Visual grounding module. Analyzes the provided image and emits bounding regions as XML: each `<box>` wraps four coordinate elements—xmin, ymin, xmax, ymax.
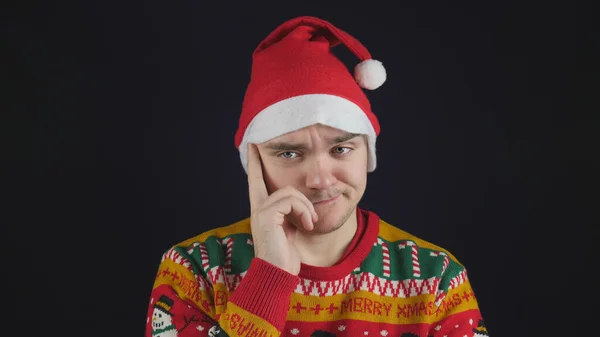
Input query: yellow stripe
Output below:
<box><xmin>377</xmin><ymin>220</ymin><xmax>464</xmax><ymax>267</ymax></box>
<box><xmin>218</xmin><ymin>302</ymin><xmax>280</xmax><ymax>337</ymax></box>
<box><xmin>286</xmin><ymin>281</ymin><xmax>479</xmax><ymax>325</ymax></box>
<box><xmin>152</xmin><ymin>258</ymin><xmax>212</xmax><ymax>316</ymax></box>
<box><xmin>154</xmin><ymin>260</ymin><xmax>281</xmax><ymax>336</ymax></box>
<box><xmin>155</xmin><ymin>255</ymin><xmax>479</xmax><ymax>327</ymax></box>
<box><xmin>177</xmin><ymin>218</ymin><xmax>252</xmax><ymax>247</ymax></box>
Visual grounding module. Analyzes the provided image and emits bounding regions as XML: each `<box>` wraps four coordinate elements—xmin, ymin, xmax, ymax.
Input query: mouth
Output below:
<box><xmin>312</xmin><ymin>195</ymin><xmax>340</xmax><ymax>205</ymax></box>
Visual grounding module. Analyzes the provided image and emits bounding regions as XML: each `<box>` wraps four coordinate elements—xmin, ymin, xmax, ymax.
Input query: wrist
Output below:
<box><xmin>228</xmin><ymin>258</ymin><xmax>300</xmax><ymax>330</ymax></box>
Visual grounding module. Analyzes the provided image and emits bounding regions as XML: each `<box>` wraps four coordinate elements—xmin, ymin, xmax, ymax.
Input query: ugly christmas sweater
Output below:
<box><xmin>145</xmin><ymin>209</ymin><xmax>489</xmax><ymax>337</ymax></box>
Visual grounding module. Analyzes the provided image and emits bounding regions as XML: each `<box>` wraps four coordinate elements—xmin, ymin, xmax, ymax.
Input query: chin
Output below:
<box><xmin>309</xmin><ymin>219</ymin><xmax>342</xmax><ymax>234</ymax></box>
<box><xmin>310</xmin><ymin>200</ymin><xmax>356</xmax><ymax>234</ymax></box>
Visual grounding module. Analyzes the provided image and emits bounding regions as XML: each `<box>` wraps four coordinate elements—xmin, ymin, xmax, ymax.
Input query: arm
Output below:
<box><xmin>145</xmin><ymin>144</ymin><xmax>315</xmax><ymax>336</ymax></box>
<box><xmin>145</xmin><ymin>246</ymin><xmax>300</xmax><ymax>337</ymax></box>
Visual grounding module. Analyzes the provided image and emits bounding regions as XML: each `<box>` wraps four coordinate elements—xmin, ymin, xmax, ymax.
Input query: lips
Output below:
<box><xmin>312</xmin><ymin>195</ymin><xmax>340</xmax><ymax>204</ymax></box>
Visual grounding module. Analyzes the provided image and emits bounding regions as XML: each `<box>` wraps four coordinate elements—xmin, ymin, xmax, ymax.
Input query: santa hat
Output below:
<box><xmin>235</xmin><ymin>16</ymin><xmax>386</xmax><ymax>173</ymax></box>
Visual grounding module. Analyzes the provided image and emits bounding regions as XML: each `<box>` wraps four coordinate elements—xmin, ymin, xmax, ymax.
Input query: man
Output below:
<box><xmin>145</xmin><ymin>16</ymin><xmax>489</xmax><ymax>337</ymax></box>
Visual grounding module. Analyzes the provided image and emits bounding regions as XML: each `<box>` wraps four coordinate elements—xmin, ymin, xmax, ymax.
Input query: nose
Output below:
<box><xmin>305</xmin><ymin>156</ymin><xmax>337</xmax><ymax>190</ymax></box>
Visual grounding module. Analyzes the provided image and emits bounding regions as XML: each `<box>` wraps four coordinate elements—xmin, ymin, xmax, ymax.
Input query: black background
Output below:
<box><xmin>3</xmin><ymin>1</ymin><xmax>594</xmax><ymax>336</ymax></box>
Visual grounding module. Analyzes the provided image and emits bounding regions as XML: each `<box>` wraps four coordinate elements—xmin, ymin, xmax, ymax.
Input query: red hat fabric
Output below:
<box><xmin>235</xmin><ymin>16</ymin><xmax>386</xmax><ymax>173</ymax></box>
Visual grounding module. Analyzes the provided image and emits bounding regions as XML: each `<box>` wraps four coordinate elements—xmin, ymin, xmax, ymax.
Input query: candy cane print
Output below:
<box><xmin>430</xmin><ymin>251</ymin><xmax>450</xmax><ymax>275</ymax></box>
<box><xmin>398</xmin><ymin>241</ymin><xmax>420</xmax><ymax>278</ymax></box>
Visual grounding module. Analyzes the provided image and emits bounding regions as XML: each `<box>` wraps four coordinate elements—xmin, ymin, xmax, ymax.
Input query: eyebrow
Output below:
<box><xmin>332</xmin><ymin>132</ymin><xmax>361</xmax><ymax>144</ymax></box>
<box><xmin>264</xmin><ymin>132</ymin><xmax>360</xmax><ymax>151</ymax></box>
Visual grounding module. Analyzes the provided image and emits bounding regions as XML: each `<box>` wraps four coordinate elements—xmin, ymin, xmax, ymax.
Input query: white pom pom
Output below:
<box><xmin>354</xmin><ymin>59</ymin><xmax>386</xmax><ymax>90</ymax></box>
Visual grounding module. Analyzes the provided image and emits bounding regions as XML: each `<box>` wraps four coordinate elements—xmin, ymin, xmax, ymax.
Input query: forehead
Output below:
<box><xmin>266</xmin><ymin>124</ymin><xmax>358</xmax><ymax>143</ymax></box>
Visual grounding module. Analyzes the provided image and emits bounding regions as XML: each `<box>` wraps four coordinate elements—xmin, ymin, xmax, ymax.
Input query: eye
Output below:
<box><xmin>333</xmin><ymin>147</ymin><xmax>351</xmax><ymax>155</ymax></box>
<box><xmin>278</xmin><ymin>151</ymin><xmax>298</xmax><ymax>159</ymax></box>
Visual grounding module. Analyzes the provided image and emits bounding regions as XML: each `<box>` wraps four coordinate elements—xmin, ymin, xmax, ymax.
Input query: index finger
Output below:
<box><xmin>247</xmin><ymin>143</ymin><xmax>269</xmax><ymax>211</ymax></box>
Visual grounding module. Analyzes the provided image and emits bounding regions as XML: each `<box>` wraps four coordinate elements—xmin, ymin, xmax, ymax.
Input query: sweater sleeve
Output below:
<box><xmin>427</xmin><ymin>267</ymin><xmax>490</xmax><ymax>337</ymax></box>
<box><xmin>144</xmin><ymin>246</ymin><xmax>300</xmax><ymax>337</ymax></box>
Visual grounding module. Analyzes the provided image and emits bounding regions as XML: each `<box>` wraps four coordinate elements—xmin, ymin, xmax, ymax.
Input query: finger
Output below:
<box><xmin>269</xmin><ymin>195</ymin><xmax>314</xmax><ymax>231</ymax></box>
<box><xmin>267</xmin><ymin>186</ymin><xmax>318</xmax><ymax>222</ymax></box>
<box><xmin>247</xmin><ymin>143</ymin><xmax>269</xmax><ymax>211</ymax></box>
<box><xmin>282</xmin><ymin>221</ymin><xmax>297</xmax><ymax>242</ymax></box>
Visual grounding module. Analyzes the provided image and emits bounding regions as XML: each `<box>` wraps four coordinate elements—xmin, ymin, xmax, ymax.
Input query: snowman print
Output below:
<box><xmin>151</xmin><ymin>295</ymin><xmax>178</xmax><ymax>337</ymax></box>
<box><xmin>208</xmin><ymin>325</ymin><xmax>221</xmax><ymax>336</ymax></box>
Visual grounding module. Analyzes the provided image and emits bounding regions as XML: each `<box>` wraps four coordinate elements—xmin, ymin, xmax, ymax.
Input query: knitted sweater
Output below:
<box><xmin>145</xmin><ymin>209</ymin><xmax>489</xmax><ymax>337</ymax></box>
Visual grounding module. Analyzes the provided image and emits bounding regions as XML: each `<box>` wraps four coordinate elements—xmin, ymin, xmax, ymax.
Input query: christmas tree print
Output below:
<box><xmin>207</xmin><ymin>325</ymin><xmax>222</xmax><ymax>336</ymax></box>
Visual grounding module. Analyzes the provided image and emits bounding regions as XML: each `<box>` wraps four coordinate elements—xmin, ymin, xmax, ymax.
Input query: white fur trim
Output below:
<box><xmin>354</xmin><ymin>59</ymin><xmax>386</xmax><ymax>90</ymax></box>
<box><xmin>238</xmin><ymin>94</ymin><xmax>377</xmax><ymax>173</ymax></box>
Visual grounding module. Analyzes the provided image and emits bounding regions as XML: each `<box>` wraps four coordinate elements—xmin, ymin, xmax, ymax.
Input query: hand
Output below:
<box><xmin>246</xmin><ymin>144</ymin><xmax>318</xmax><ymax>275</ymax></box>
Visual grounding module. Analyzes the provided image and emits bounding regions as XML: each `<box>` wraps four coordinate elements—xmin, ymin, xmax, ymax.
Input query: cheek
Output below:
<box><xmin>262</xmin><ymin>164</ymin><xmax>301</xmax><ymax>194</ymax></box>
<box><xmin>336</xmin><ymin>162</ymin><xmax>367</xmax><ymax>189</ymax></box>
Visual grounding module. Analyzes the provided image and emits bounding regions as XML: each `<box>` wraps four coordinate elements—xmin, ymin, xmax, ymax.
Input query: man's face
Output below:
<box><xmin>256</xmin><ymin>123</ymin><xmax>368</xmax><ymax>234</ymax></box>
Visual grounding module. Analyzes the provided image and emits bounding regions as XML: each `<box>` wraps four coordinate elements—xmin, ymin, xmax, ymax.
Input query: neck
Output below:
<box><xmin>295</xmin><ymin>208</ymin><xmax>358</xmax><ymax>267</ymax></box>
